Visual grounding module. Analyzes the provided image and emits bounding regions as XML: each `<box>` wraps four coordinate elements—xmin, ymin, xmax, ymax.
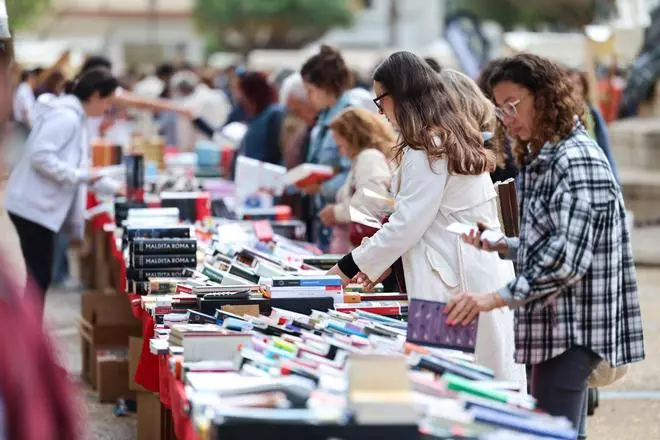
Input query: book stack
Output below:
<box><xmin>125</xmin><ymin>153</ymin><xmax>145</xmax><ymax>202</ymax></box>
<box><xmin>160</xmin><ymin>191</ymin><xmax>211</xmax><ymax>223</ymax></box>
<box><xmin>168</xmin><ymin>323</ymin><xmax>252</xmax><ymax>362</ymax></box>
<box><xmin>125</xmin><ymin>226</ymin><xmax>196</xmax><ymax>294</ymax></box>
<box><xmin>265</xmin><ymin>276</ymin><xmax>344</xmax><ymax>305</ymax></box>
<box><xmin>144</xmin><ymin>304</ymin><xmax>576</xmax><ymax>440</ymax></box>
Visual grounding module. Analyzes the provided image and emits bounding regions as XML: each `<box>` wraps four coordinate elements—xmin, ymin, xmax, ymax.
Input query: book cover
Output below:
<box><xmin>126</xmin><ymin>226</ymin><xmax>191</xmax><ymax>241</ymax></box>
<box><xmin>285</xmin><ymin>163</ymin><xmax>334</xmax><ymax>188</ymax></box>
<box><xmin>272</xmin><ymin>276</ymin><xmax>342</xmax><ymax>288</ymax></box>
<box><xmin>407</xmin><ymin>299</ymin><xmax>478</xmax><ymax>353</ymax></box>
<box><xmin>128</xmin><ymin>267</ymin><xmax>190</xmax><ymax>281</ymax></box>
<box><xmin>132</xmin><ymin>254</ymin><xmax>197</xmax><ymax>269</ymax></box>
<box><xmin>131</xmin><ymin>238</ymin><xmax>197</xmax><ymax>255</ymax></box>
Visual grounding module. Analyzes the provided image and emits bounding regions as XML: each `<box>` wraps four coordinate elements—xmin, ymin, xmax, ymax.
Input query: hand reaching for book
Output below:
<box><xmin>327</xmin><ymin>264</ymin><xmax>352</xmax><ymax>287</ymax></box>
<box><xmin>353</xmin><ymin>268</ymin><xmax>392</xmax><ymax>292</ymax></box>
<box><xmin>460</xmin><ymin>221</ymin><xmax>508</xmax><ymax>255</ymax></box>
<box><xmin>444</xmin><ymin>292</ymin><xmax>506</xmax><ymax>327</ymax></box>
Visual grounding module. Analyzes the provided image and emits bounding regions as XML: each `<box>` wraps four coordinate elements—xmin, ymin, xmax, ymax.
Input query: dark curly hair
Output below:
<box><xmin>487</xmin><ymin>54</ymin><xmax>584</xmax><ymax>166</ymax></box>
<box><xmin>300</xmin><ymin>45</ymin><xmax>352</xmax><ymax>97</ymax></box>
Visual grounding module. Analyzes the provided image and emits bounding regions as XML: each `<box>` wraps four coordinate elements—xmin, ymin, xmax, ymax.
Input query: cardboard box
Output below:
<box><xmin>78</xmin><ymin>292</ymin><xmax>141</xmax><ymax>388</ymax></box>
<box><xmin>96</xmin><ymin>349</ymin><xmax>133</xmax><ymax>403</ymax></box>
<box><xmin>129</xmin><ymin>336</ymin><xmax>148</xmax><ymax>393</ymax></box>
<box><xmin>137</xmin><ymin>392</ymin><xmax>162</xmax><ymax>440</ymax></box>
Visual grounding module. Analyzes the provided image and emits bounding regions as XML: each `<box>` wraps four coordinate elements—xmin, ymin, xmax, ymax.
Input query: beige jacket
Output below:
<box><xmin>333</xmin><ymin>148</ymin><xmax>392</xmax><ymax>224</ymax></box>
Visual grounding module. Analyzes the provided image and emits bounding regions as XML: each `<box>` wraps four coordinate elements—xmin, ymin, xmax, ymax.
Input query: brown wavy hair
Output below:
<box><xmin>441</xmin><ymin>69</ymin><xmax>502</xmax><ymax>168</ymax></box>
<box><xmin>373</xmin><ymin>51</ymin><xmax>495</xmax><ymax>175</ymax></box>
<box><xmin>329</xmin><ymin>107</ymin><xmax>397</xmax><ymax>160</ymax></box>
<box><xmin>488</xmin><ymin>54</ymin><xmax>584</xmax><ymax>166</ymax></box>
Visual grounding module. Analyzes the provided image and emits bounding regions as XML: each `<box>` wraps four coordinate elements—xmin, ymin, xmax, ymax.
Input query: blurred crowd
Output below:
<box><xmin>1</xmin><ymin>38</ymin><xmax>640</xmax><ymax>440</ymax></box>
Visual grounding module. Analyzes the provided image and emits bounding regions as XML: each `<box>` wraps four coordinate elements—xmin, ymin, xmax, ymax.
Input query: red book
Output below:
<box><xmin>253</xmin><ymin>220</ymin><xmax>274</xmax><ymax>242</ymax></box>
<box><xmin>285</xmin><ymin>164</ymin><xmax>334</xmax><ymax>188</ymax></box>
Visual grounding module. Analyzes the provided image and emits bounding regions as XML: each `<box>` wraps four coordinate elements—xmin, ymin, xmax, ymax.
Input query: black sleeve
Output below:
<box><xmin>337</xmin><ymin>252</ymin><xmax>361</xmax><ymax>279</ymax></box>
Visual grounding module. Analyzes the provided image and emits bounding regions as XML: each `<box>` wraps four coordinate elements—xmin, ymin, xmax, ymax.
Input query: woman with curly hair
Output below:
<box><xmin>476</xmin><ymin>60</ymin><xmax>518</xmax><ymax>184</ymax></box>
<box><xmin>447</xmin><ymin>53</ymin><xmax>645</xmax><ymax>436</ymax></box>
<box><xmin>318</xmin><ymin>107</ymin><xmax>396</xmax><ymax>254</ymax></box>
<box><xmin>328</xmin><ymin>52</ymin><xmax>523</xmax><ymax>383</ymax></box>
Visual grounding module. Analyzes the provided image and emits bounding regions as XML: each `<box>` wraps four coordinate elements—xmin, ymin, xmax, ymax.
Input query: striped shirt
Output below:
<box><xmin>498</xmin><ymin>127</ymin><xmax>645</xmax><ymax>367</ymax></box>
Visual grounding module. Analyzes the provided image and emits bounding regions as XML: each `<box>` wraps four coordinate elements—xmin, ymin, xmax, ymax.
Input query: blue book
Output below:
<box><xmin>271</xmin><ymin>276</ymin><xmax>342</xmax><ymax>288</ymax></box>
<box><xmin>471</xmin><ymin>407</ymin><xmax>576</xmax><ymax>439</ymax></box>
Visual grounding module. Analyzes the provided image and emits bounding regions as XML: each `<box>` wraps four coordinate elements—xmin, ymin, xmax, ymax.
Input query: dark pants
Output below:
<box><xmin>532</xmin><ymin>346</ymin><xmax>601</xmax><ymax>438</ymax></box>
<box><xmin>9</xmin><ymin>213</ymin><xmax>56</xmax><ymax>316</ymax></box>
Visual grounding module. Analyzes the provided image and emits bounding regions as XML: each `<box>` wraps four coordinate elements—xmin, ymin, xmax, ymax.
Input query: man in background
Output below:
<box><xmin>171</xmin><ymin>69</ymin><xmax>231</xmax><ymax>151</ymax></box>
<box><xmin>13</xmin><ymin>68</ymin><xmax>38</xmax><ymax>129</ymax></box>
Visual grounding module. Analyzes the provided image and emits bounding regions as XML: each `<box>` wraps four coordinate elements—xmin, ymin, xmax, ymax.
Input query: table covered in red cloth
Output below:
<box><xmin>87</xmin><ymin>193</ymin><xmax>201</xmax><ymax>440</ymax></box>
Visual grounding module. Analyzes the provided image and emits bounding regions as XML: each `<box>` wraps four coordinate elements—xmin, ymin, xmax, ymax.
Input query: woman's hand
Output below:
<box><xmin>327</xmin><ymin>264</ymin><xmax>352</xmax><ymax>287</ymax></box>
<box><xmin>444</xmin><ymin>292</ymin><xmax>505</xmax><ymax>326</ymax></box>
<box><xmin>319</xmin><ymin>205</ymin><xmax>337</xmax><ymax>226</ymax></box>
<box><xmin>460</xmin><ymin>221</ymin><xmax>508</xmax><ymax>255</ymax></box>
<box><xmin>354</xmin><ymin>268</ymin><xmax>392</xmax><ymax>292</ymax></box>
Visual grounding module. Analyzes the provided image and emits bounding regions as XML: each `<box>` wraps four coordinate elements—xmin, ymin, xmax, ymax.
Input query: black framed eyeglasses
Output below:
<box><xmin>373</xmin><ymin>92</ymin><xmax>390</xmax><ymax>112</ymax></box>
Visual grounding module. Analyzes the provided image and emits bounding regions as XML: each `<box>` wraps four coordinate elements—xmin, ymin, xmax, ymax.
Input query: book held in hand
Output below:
<box><xmin>284</xmin><ymin>163</ymin><xmax>334</xmax><ymax>188</ymax></box>
<box><xmin>407</xmin><ymin>299</ymin><xmax>478</xmax><ymax>353</ymax></box>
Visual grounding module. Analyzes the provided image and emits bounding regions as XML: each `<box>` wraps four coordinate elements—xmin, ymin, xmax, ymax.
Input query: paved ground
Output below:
<box><xmin>45</xmin><ymin>289</ymin><xmax>136</xmax><ymax>440</ymax></box>
<box><xmin>45</xmin><ymin>254</ymin><xmax>660</xmax><ymax>439</ymax></box>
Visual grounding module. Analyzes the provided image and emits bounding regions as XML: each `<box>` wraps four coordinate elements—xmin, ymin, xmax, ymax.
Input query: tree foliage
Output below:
<box><xmin>7</xmin><ymin>0</ymin><xmax>51</xmax><ymax>30</ymax></box>
<box><xmin>194</xmin><ymin>0</ymin><xmax>354</xmax><ymax>56</ymax></box>
<box><xmin>448</xmin><ymin>0</ymin><xmax>618</xmax><ymax>30</ymax></box>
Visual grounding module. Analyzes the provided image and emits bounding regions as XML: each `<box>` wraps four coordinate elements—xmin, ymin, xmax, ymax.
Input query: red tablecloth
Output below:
<box><xmin>87</xmin><ymin>193</ymin><xmax>199</xmax><ymax>440</ymax></box>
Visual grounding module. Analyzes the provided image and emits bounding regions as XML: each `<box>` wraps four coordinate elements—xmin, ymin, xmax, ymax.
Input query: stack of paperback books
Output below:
<box><xmin>145</xmin><ymin>305</ymin><xmax>576</xmax><ymax>440</ymax></box>
<box><xmin>125</xmin><ymin>226</ymin><xmax>197</xmax><ymax>294</ymax></box>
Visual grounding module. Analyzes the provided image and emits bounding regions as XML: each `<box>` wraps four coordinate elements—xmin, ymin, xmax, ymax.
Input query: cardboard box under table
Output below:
<box><xmin>78</xmin><ymin>292</ymin><xmax>141</xmax><ymax>389</ymax></box>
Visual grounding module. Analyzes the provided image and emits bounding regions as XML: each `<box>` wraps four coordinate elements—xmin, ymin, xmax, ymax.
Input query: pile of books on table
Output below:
<box><xmin>147</xmin><ymin>306</ymin><xmax>576</xmax><ymax>440</ymax></box>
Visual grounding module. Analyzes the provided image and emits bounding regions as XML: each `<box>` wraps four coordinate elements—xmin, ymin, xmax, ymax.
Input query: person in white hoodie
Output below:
<box><xmin>4</xmin><ymin>67</ymin><xmax>119</xmax><ymax>314</ymax></box>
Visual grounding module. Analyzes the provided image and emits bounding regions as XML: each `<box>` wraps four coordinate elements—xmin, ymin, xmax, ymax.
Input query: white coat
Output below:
<box><xmin>352</xmin><ymin>147</ymin><xmax>526</xmax><ymax>385</ymax></box>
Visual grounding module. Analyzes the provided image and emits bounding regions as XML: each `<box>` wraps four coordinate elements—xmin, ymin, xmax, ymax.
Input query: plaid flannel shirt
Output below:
<box><xmin>498</xmin><ymin>127</ymin><xmax>645</xmax><ymax>366</ymax></box>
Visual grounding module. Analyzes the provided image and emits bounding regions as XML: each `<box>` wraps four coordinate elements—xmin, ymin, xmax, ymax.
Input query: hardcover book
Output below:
<box><xmin>285</xmin><ymin>163</ymin><xmax>334</xmax><ymax>188</ymax></box>
<box><xmin>131</xmin><ymin>238</ymin><xmax>197</xmax><ymax>255</ymax></box>
<box><xmin>407</xmin><ymin>299</ymin><xmax>478</xmax><ymax>353</ymax></box>
<box><xmin>128</xmin><ymin>267</ymin><xmax>190</xmax><ymax>282</ymax></box>
<box><xmin>132</xmin><ymin>254</ymin><xmax>197</xmax><ymax>269</ymax></box>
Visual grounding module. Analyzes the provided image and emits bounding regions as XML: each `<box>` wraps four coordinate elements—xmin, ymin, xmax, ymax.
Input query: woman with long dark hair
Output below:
<box><xmin>449</xmin><ymin>54</ymin><xmax>645</xmax><ymax>436</ymax></box>
<box><xmin>328</xmin><ymin>52</ymin><xmax>524</xmax><ymax>384</ymax></box>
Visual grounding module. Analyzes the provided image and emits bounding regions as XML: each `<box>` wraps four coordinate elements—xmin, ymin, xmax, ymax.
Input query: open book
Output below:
<box><xmin>285</xmin><ymin>164</ymin><xmax>334</xmax><ymax>188</ymax></box>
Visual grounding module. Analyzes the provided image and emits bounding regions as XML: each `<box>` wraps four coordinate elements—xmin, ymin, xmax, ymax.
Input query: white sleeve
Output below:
<box><xmin>30</xmin><ymin>112</ymin><xmax>89</xmax><ymax>186</ymax></box>
<box><xmin>352</xmin><ymin>149</ymin><xmax>447</xmax><ymax>281</ymax></box>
